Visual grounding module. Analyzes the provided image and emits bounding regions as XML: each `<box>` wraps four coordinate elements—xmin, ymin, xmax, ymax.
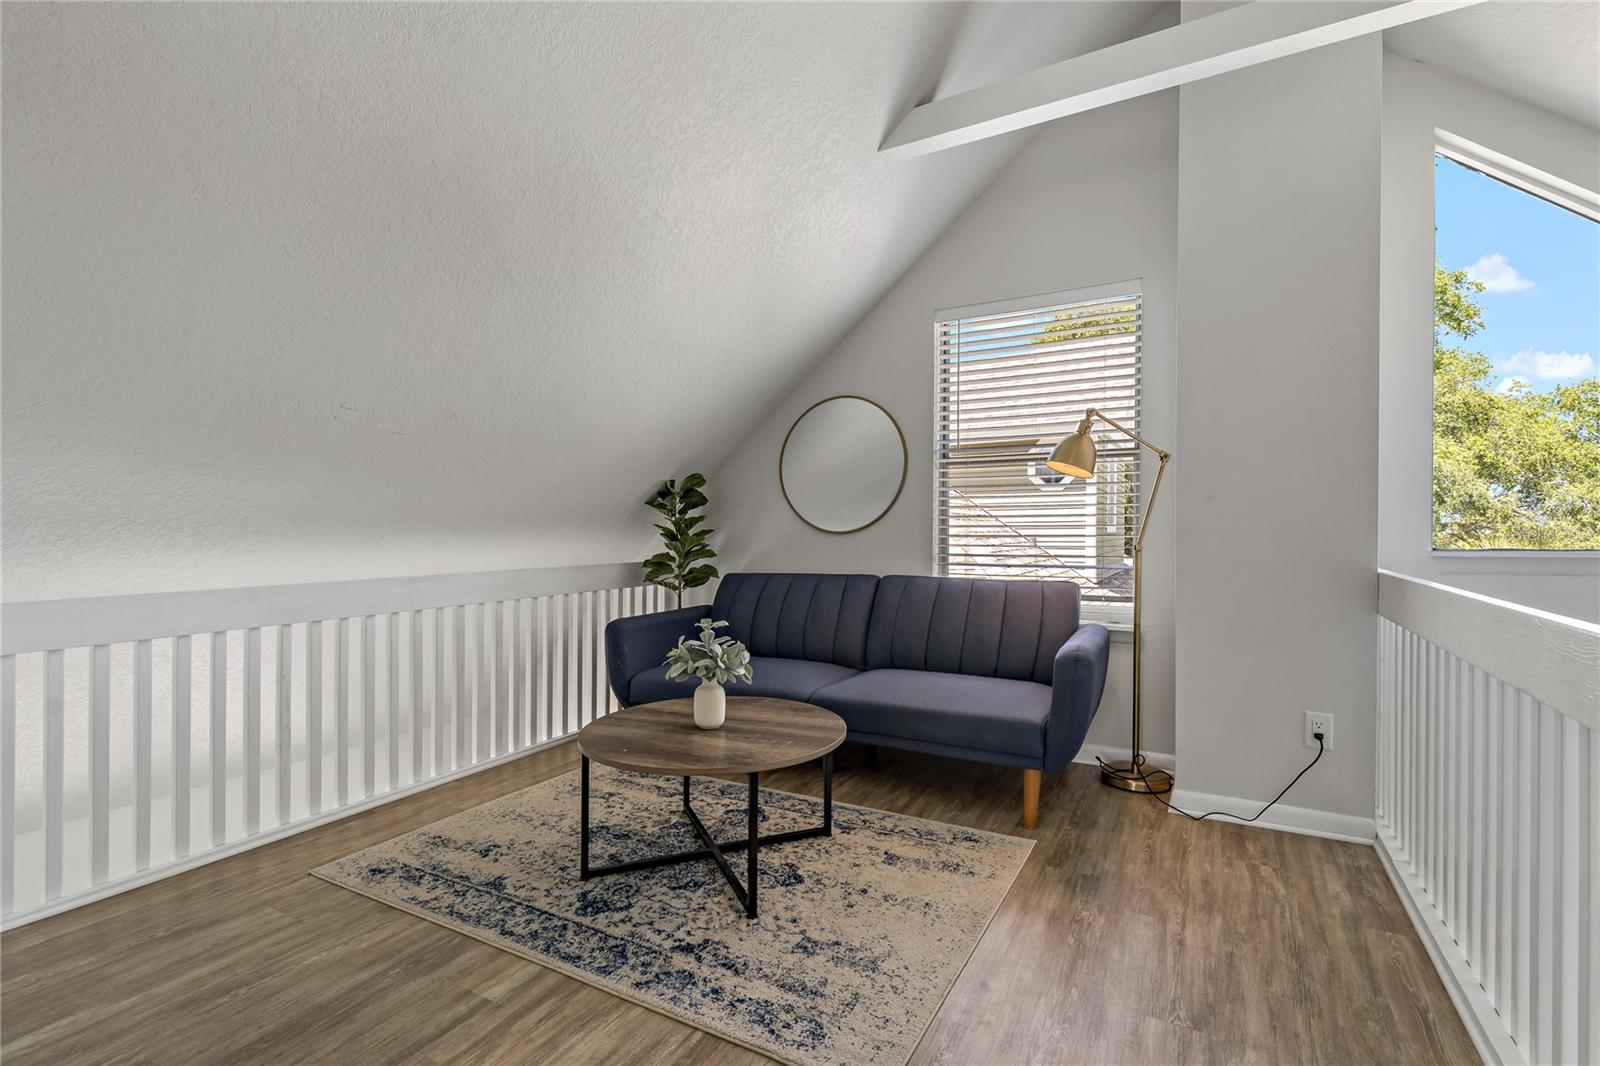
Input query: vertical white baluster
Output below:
<box><xmin>478</xmin><ymin>603</ymin><xmax>492</xmax><ymax>761</ymax></box>
<box><xmin>411</xmin><ymin>610</ymin><xmax>424</xmax><ymax>783</ymax></box>
<box><xmin>210</xmin><ymin>632</ymin><xmax>227</xmax><ymax>847</ymax></box>
<box><xmin>1410</xmin><ymin>631</ymin><xmax>1422</xmax><ymax>872</ymax></box>
<box><xmin>513</xmin><ymin>600</ymin><xmax>526</xmax><ymax>750</ymax></box>
<box><xmin>1</xmin><ymin>655</ymin><xmax>14</xmax><ymax>914</ymax></box>
<box><xmin>537</xmin><ymin>596</ymin><xmax>551</xmax><ymax>744</ymax></box>
<box><xmin>1438</xmin><ymin>648</ymin><xmax>1452</xmax><ymax>921</ymax></box>
<box><xmin>433</xmin><ymin>607</ymin><xmax>447</xmax><ymax>776</ymax></box>
<box><xmin>1515</xmin><ymin>689</ymin><xmax>1536</xmax><ymax>1047</ymax></box>
<box><xmin>336</xmin><ymin>619</ymin><xmax>350</xmax><ymax>807</ymax></box>
<box><xmin>135</xmin><ymin>640</ymin><xmax>152</xmax><ymax>872</ymax></box>
<box><xmin>1426</xmin><ymin>642</ymin><xmax>1438</xmax><ymax>896</ymax></box>
<box><xmin>1499</xmin><ymin>682</ymin><xmax>1518</xmax><ymax>1018</ymax></box>
<box><xmin>1467</xmin><ymin>666</ymin><xmax>1485</xmax><ymax>976</ymax></box>
<box><xmin>566</xmin><ymin>594</ymin><xmax>579</xmax><ymax>734</ymax></box>
<box><xmin>44</xmin><ymin>649</ymin><xmax>64</xmax><ymax>901</ymax></box>
<box><xmin>361</xmin><ymin>615</ymin><xmax>376</xmax><ymax>797</ymax></box>
<box><xmin>1533</xmin><ymin>702</ymin><xmax>1559</xmax><ymax>1064</ymax></box>
<box><xmin>171</xmin><ymin>636</ymin><xmax>191</xmax><ymax>859</ymax></box>
<box><xmin>91</xmin><ymin>644</ymin><xmax>110</xmax><ymax>885</ymax></box>
<box><xmin>1586</xmin><ymin>727</ymin><xmax>1599</xmax><ymax>1066</ymax></box>
<box><xmin>276</xmin><ymin>626</ymin><xmax>291</xmax><ymax>827</ymax></box>
<box><xmin>497</xmin><ymin>601</ymin><xmax>510</xmax><ymax>755</ymax></box>
<box><xmin>307</xmin><ymin>621</ymin><xmax>323</xmax><ymax>815</ymax></box>
<box><xmin>1557</xmin><ymin>714</ymin><xmax>1581</xmax><ymax>1066</ymax></box>
<box><xmin>387</xmin><ymin>612</ymin><xmax>399</xmax><ymax>791</ymax></box>
<box><xmin>244</xmin><ymin>628</ymin><xmax>261</xmax><ymax>836</ymax></box>
<box><xmin>1484</xmin><ymin>674</ymin><xmax>1501</xmax><ymax>1010</ymax></box>
<box><xmin>453</xmin><ymin>606</ymin><xmax>467</xmax><ymax>769</ymax></box>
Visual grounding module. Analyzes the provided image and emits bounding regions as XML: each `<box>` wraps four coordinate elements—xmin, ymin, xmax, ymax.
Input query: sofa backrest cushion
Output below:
<box><xmin>866</xmin><ymin>576</ymin><xmax>1080</xmax><ymax>684</ymax></box>
<box><xmin>710</xmin><ymin>573</ymin><xmax>881</xmax><ymax>670</ymax></box>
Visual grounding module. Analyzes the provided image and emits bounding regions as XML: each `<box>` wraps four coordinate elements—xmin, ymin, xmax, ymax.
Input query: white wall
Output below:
<box><xmin>708</xmin><ymin>92</ymin><xmax>1180</xmax><ymax>760</ymax></box>
<box><xmin>1379</xmin><ymin>54</ymin><xmax>1600</xmax><ymax>624</ymax></box>
<box><xmin>1172</xmin><ymin>38</ymin><xmax>1383</xmax><ymax>826</ymax></box>
<box><xmin>1</xmin><ymin>2</ymin><xmax>1161</xmax><ymax>603</ymax></box>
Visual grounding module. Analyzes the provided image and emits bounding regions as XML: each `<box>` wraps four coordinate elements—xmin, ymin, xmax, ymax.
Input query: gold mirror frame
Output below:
<box><xmin>778</xmin><ymin>395</ymin><xmax>908</xmax><ymax>535</ymax></box>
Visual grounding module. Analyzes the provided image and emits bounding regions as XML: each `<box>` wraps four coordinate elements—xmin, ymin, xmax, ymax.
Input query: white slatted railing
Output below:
<box><xmin>0</xmin><ymin>562</ymin><xmax>671</xmax><ymax>928</ymax></box>
<box><xmin>1376</xmin><ymin>570</ymin><xmax>1599</xmax><ymax>1066</ymax></box>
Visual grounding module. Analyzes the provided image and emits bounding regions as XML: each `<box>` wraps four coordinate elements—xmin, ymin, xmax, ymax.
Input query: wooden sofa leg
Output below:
<box><xmin>1021</xmin><ymin>769</ymin><xmax>1041</xmax><ymax>829</ymax></box>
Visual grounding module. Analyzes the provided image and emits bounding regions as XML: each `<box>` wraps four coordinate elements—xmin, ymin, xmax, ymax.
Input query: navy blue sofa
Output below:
<box><xmin>604</xmin><ymin>572</ymin><xmax>1110</xmax><ymax>827</ymax></box>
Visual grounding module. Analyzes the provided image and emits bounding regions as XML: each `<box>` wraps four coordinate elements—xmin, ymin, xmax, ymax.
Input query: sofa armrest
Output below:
<box><xmin>604</xmin><ymin>605</ymin><xmax>710</xmax><ymax>707</ymax></box>
<box><xmin>1044</xmin><ymin>623</ymin><xmax>1111</xmax><ymax>772</ymax></box>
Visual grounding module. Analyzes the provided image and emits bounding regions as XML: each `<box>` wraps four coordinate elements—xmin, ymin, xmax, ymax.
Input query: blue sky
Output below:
<box><xmin>1435</xmin><ymin>155</ymin><xmax>1599</xmax><ymax>395</ymax></box>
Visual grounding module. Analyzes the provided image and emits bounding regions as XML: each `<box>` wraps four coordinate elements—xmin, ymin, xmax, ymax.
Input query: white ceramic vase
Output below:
<box><xmin>693</xmin><ymin>678</ymin><xmax>726</xmax><ymax>729</ymax></box>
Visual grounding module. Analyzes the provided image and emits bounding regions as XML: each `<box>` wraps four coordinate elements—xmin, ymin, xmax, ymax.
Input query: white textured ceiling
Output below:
<box><xmin>2</xmin><ymin>2</ymin><xmax>1161</xmax><ymax>599</ymax></box>
<box><xmin>1387</xmin><ymin>1</ymin><xmax>1600</xmax><ymax>130</ymax></box>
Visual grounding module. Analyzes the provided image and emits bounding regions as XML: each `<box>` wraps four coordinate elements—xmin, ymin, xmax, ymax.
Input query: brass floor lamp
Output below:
<box><xmin>1047</xmin><ymin>408</ymin><xmax>1173</xmax><ymax>794</ymax></box>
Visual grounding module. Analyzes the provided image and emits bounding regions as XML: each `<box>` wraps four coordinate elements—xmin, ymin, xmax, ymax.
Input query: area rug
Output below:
<box><xmin>313</xmin><ymin>765</ymin><xmax>1032</xmax><ymax>1066</ymax></box>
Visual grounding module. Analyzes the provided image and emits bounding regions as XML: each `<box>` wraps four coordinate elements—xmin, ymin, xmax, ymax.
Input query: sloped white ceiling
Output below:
<box><xmin>2</xmin><ymin>2</ymin><xmax>1161</xmax><ymax>599</ymax></box>
<box><xmin>1387</xmin><ymin>1</ymin><xmax>1599</xmax><ymax>131</ymax></box>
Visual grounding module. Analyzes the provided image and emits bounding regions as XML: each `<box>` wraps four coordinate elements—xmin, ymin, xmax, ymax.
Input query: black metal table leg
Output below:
<box><xmin>822</xmin><ymin>751</ymin><xmax>833</xmax><ymax>836</ymax></box>
<box><xmin>580</xmin><ymin>755</ymin><xmax>591</xmax><ymax>880</ymax></box>
<box><xmin>580</xmin><ymin>752</ymin><xmax>835</xmax><ymax>918</ymax></box>
<box><xmin>746</xmin><ymin>773</ymin><xmax>759</xmax><ymax>918</ymax></box>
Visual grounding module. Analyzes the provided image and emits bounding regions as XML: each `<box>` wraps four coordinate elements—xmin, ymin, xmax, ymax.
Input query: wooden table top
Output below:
<box><xmin>577</xmin><ymin>697</ymin><xmax>846</xmax><ymax>776</ymax></box>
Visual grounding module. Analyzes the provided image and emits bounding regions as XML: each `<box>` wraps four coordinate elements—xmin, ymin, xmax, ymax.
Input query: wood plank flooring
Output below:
<box><xmin>1</xmin><ymin>742</ymin><xmax>1476</xmax><ymax>1065</ymax></box>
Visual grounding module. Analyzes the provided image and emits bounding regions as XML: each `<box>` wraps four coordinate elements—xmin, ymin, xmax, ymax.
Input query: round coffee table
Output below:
<box><xmin>576</xmin><ymin>696</ymin><xmax>846</xmax><ymax>918</ymax></box>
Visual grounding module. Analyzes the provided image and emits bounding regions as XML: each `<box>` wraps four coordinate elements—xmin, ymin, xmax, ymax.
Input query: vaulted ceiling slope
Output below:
<box><xmin>1</xmin><ymin>2</ymin><xmax>1161</xmax><ymax>599</ymax></box>
<box><xmin>1387</xmin><ymin>1</ymin><xmax>1599</xmax><ymax>131</ymax></box>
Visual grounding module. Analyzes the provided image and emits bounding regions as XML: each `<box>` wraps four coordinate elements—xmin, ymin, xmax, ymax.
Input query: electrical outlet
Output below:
<box><xmin>1305</xmin><ymin>711</ymin><xmax>1333</xmax><ymax>749</ymax></box>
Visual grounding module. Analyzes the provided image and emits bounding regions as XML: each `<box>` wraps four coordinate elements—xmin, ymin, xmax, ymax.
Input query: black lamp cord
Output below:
<box><xmin>1096</xmin><ymin>733</ymin><xmax>1325</xmax><ymax>824</ymax></box>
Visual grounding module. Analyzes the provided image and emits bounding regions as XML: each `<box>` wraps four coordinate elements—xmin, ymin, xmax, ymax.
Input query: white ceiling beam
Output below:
<box><xmin>880</xmin><ymin>0</ymin><xmax>1484</xmax><ymax>158</ymax></box>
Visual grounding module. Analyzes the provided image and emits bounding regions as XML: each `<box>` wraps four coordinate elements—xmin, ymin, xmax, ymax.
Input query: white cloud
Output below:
<box><xmin>1495</xmin><ymin>376</ymin><xmax>1529</xmax><ymax>395</ymax></box>
<box><xmin>1499</xmin><ymin>349</ymin><xmax>1596</xmax><ymax>380</ymax></box>
<box><xmin>1465</xmin><ymin>253</ymin><xmax>1535</xmax><ymax>293</ymax></box>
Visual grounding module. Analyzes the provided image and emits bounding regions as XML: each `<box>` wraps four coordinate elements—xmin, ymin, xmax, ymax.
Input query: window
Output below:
<box><xmin>1433</xmin><ymin>139</ymin><xmax>1600</xmax><ymax>551</ymax></box>
<box><xmin>935</xmin><ymin>284</ymin><xmax>1142</xmax><ymax>607</ymax></box>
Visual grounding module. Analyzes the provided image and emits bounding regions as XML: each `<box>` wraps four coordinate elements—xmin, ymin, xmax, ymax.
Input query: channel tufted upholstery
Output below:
<box><xmin>604</xmin><ymin>571</ymin><xmax>1110</xmax><ymax>827</ymax></box>
<box><xmin>864</xmin><ymin>575</ymin><xmax>1080</xmax><ymax>685</ymax></box>
<box><xmin>710</xmin><ymin>572</ymin><xmax>880</xmax><ymax>670</ymax></box>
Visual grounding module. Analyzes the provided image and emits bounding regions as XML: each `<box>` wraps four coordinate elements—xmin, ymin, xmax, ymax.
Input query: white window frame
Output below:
<box><xmin>934</xmin><ymin>280</ymin><xmax>1144</xmax><ymax>624</ymax></box>
<box><xmin>1429</xmin><ymin>132</ymin><xmax>1600</xmax><ymax>572</ymax></box>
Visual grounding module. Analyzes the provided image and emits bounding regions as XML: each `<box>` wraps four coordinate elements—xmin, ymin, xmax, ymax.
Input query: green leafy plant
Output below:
<box><xmin>1433</xmin><ymin>264</ymin><xmax>1600</xmax><ymax>549</ymax></box>
<box><xmin>664</xmin><ymin>619</ymin><xmax>753</xmax><ymax>686</ymax></box>
<box><xmin>643</xmin><ymin>473</ymin><xmax>719</xmax><ymax>608</ymax></box>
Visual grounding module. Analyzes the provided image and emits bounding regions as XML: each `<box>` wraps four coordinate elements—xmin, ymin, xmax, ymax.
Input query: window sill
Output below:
<box><xmin>1429</xmin><ymin>550</ymin><xmax>1600</xmax><ymax>577</ymax></box>
<box><xmin>1081</xmin><ymin>614</ymin><xmax>1134</xmax><ymax>643</ymax></box>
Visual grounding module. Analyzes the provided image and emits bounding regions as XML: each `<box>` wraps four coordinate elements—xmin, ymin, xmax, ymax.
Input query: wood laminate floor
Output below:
<box><xmin>1</xmin><ymin>742</ymin><xmax>1476</xmax><ymax>1065</ymax></box>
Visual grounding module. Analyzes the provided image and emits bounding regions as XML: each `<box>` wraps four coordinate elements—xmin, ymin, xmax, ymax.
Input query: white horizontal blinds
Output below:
<box><xmin>936</xmin><ymin>287</ymin><xmax>1141</xmax><ymax>603</ymax></box>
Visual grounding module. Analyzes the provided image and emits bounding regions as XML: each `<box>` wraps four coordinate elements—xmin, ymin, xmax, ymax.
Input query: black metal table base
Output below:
<box><xmin>579</xmin><ymin>752</ymin><xmax>833</xmax><ymax>918</ymax></box>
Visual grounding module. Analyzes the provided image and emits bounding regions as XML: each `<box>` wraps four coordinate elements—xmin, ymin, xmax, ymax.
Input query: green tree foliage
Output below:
<box><xmin>1433</xmin><ymin>265</ymin><xmax>1600</xmax><ymax>549</ymax></box>
<box><xmin>642</xmin><ymin>473</ymin><xmax>718</xmax><ymax>608</ymax></box>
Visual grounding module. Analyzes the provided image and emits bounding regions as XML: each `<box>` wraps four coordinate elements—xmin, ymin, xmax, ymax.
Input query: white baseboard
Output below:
<box><xmin>1375</xmin><ymin>829</ymin><xmax>1515</xmax><ymax>1066</ymax></box>
<box><xmin>1072</xmin><ymin>743</ymin><xmax>1175</xmax><ymax>773</ymax></box>
<box><xmin>1166</xmin><ymin>787</ymin><xmax>1376</xmax><ymax>844</ymax></box>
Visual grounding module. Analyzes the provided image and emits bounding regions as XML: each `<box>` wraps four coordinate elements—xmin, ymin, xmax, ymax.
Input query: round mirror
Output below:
<box><xmin>779</xmin><ymin>395</ymin><xmax>907</xmax><ymax>534</ymax></box>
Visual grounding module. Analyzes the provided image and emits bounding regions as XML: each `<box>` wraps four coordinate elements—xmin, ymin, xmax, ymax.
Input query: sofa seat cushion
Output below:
<box><xmin>813</xmin><ymin>669</ymin><xmax>1051</xmax><ymax>759</ymax></box>
<box><xmin>627</xmin><ymin>656</ymin><xmax>859</xmax><ymax>706</ymax></box>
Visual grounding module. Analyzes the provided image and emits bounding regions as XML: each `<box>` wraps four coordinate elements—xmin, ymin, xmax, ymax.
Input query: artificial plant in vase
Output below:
<box><xmin>664</xmin><ymin>619</ymin><xmax>753</xmax><ymax>729</ymax></box>
<box><xmin>642</xmin><ymin>473</ymin><xmax>718</xmax><ymax>609</ymax></box>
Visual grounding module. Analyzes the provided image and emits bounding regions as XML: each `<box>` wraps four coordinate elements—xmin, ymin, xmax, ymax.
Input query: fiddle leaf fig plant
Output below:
<box><xmin>642</xmin><ymin>472</ymin><xmax>718</xmax><ymax>609</ymax></box>
<box><xmin>664</xmin><ymin>619</ymin><xmax>753</xmax><ymax>686</ymax></box>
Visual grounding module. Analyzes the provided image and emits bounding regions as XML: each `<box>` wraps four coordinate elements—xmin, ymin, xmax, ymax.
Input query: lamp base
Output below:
<box><xmin>1099</xmin><ymin>759</ymin><xmax>1173</xmax><ymax>794</ymax></box>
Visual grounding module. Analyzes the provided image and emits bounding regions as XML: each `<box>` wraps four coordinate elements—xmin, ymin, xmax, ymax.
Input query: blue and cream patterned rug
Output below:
<box><xmin>313</xmin><ymin>765</ymin><xmax>1032</xmax><ymax>1066</ymax></box>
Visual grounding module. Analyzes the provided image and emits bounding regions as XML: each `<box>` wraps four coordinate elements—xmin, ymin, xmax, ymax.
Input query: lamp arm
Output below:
<box><xmin>1078</xmin><ymin>407</ymin><xmax>1170</xmax><ymax>553</ymax></box>
<box><xmin>1080</xmin><ymin>407</ymin><xmax>1171</xmax><ymax>462</ymax></box>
